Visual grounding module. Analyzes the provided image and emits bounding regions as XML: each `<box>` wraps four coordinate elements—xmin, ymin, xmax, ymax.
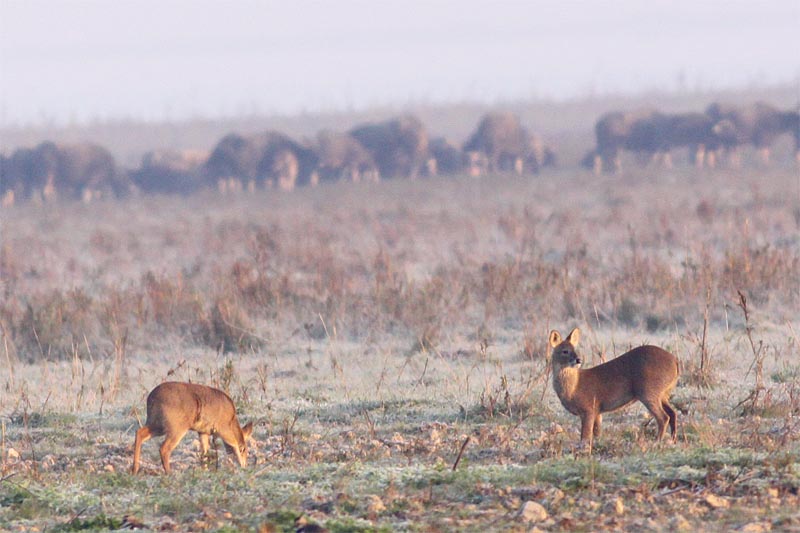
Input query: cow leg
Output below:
<box><xmin>694</xmin><ymin>145</ymin><xmax>705</xmax><ymax>168</ymax></box>
<box><xmin>706</xmin><ymin>150</ymin><xmax>717</xmax><ymax>168</ymax></box>
<box><xmin>759</xmin><ymin>147</ymin><xmax>770</xmax><ymax>165</ymax></box>
<box><xmin>593</xmin><ymin>154</ymin><xmax>603</xmax><ymax>175</ymax></box>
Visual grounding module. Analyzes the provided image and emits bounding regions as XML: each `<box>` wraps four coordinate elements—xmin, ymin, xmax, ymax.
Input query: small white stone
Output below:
<box><xmin>704</xmin><ymin>494</ymin><xmax>730</xmax><ymax>509</ymax></box>
<box><xmin>519</xmin><ymin>501</ymin><xmax>548</xmax><ymax>523</ymax></box>
<box><xmin>605</xmin><ymin>497</ymin><xmax>624</xmax><ymax>515</ymax></box>
<box><xmin>366</xmin><ymin>494</ymin><xmax>386</xmax><ymax>514</ymax></box>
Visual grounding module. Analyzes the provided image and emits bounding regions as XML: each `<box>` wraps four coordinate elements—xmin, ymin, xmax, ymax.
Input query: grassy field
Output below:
<box><xmin>1</xmin><ymin>156</ymin><xmax>800</xmax><ymax>531</ymax></box>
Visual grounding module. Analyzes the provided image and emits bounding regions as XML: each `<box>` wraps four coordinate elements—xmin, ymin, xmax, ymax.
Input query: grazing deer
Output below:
<box><xmin>132</xmin><ymin>382</ymin><xmax>253</xmax><ymax>474</ymax></box>
<box><xmin>549</xmin><ymin>328</ymin><xmax>679</xmax><ymax>451</ymax></box>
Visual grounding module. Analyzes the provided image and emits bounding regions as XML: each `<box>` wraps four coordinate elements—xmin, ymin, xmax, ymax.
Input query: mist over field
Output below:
<box><xmin>2</xmin><ymin>2</ymin><xmax>800</xmax><ymax>532</ymax></box>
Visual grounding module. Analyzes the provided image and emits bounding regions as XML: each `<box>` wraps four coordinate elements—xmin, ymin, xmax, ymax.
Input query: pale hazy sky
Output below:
<box><xmin>1</xmin><ymin>0</ymin><xmax>798</xmax><ymax>125</ymax></box>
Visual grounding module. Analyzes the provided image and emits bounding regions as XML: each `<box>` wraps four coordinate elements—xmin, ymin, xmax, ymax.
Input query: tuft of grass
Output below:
<box><xmin>532</xmin><ymin>457</ymin><xmax>618</xmax><ymax>488</ymax></box>
<box><xmin>52</xmin><ymin>513</ymin><xmax>122</xmax><ymax>532</ymax></box>
<box><xmin>771</xmin><ymin>365</ymin><xmax>800</xmax><ymax>384</ymax></box>
<box><xmin>326</xmin><ymin>517</ymin><xmax>392</xmax><ymax>533</ymax></box>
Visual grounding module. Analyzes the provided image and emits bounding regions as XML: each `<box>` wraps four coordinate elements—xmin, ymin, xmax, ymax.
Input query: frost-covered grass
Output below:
<box><xmin>2</xmin><ymin>163</ymin><xmax>800</xmax><ymax>530</ymax></box>
<box><xmin>3</xmin><ymin>321</ymin><xmax>799</xmax><ymax>531</ymax></box>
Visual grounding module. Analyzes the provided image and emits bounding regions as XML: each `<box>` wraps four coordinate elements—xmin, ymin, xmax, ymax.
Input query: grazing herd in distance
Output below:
<box><xmin>1</xmin><ymin>101</ymin><xmax>798</xmax><ymax>206</ymax></box>
<box><xmin>583</xmin><ymin>101</ymin><xmax>800</xmax><ymax>174</ymax></box>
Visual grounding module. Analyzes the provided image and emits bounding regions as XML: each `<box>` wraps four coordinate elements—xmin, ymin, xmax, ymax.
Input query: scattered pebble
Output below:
<box><xmin>605</xmin><ymin>497</ymin><xmax>624</xmax><ymax>515</ymax></box>
<box><xmin>704</xmin><ymin>494</ymin><xmax>730</xmax><ymax>509</ymax></box>
<box><xmin>519</xmin><ymin>501</ymin><xmax>549</xmax><ymax>523</ymax></box>
<box><xmin>366</xmin><ymin>494</ymin><xmax>386</xmax><ymax>515</ymax></box>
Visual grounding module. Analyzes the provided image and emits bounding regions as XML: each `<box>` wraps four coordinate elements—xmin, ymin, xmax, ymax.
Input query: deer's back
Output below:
<box><xmin>591</xmin><ymin>345</ymin><xmax>678</xmax><ymax>392</ymax></box>
<box><xmin>145</xmin><ymin>382</ymin><xmax>234</xmax><ymax>434</ymax></box>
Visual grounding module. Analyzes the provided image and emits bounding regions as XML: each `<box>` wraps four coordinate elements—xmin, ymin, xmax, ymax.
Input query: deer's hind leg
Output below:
<box><xmin>199</xmin><ymin>433</ymin><xmax>211</xmax><ymax>456</ymax></box>
<box><xmin>661</xmin><ymin>400</ymin><xmax>678</xmax><ymax>441</ymax></box>
<box><xmin>640</xmin><ymin>398</ymin><xmax>670</xmax><ymax>441</ymax></box>
<box><xmin>159</xmin><ymin>428</ymin><xmax>189</xmax><ymax>474</ymax></box>
<box><xmin>132</xmin><ymin>426</ymin><xmax>152</xmax><ymax>474</ymax></box>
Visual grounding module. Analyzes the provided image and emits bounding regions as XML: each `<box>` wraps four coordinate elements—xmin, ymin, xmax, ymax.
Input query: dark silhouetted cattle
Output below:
<box><xmin>130</xmin><ymin>149</ymin><xmax>209</xmax><ymax>195</ymax></box>
<box><xmin>588</xmin><ymin>109</ymin><xmax>660</xmax><ymax>173</ymax></box>
<box><xmin>204</xmin><ymin>131</ymin><xmax>318</xmax><ymax>191</ymax></box>
<box><xmin>527</xmin><ymin>134</ymin><xmax>557</xmax><ymax>172</ymax></box>
<box><xmin>463</xmin><ymin>112</ymin><xmax>554</xmax><ymax>176</ymax></box>
<box><xmin>204</xmin><ymin>133</ymin><xmax>263</xmax><ymax>187</ymax></box>
<box><xmin>660</xmin><ymin>112</ymin><xmax>735</xmax><ymax>168</ymax></box>
<box><xmin>1</xmin><ymin>142</ymin><xmax>127</xmax><ymax>203</ymax></box>
<box><xmin>312</xmin><ymin>130</ymin><xmax>379</xmax><ymax>183</ymax></box>
<box><xmin>626</xmin><ymin>112</ymin><xmax>727</xmax><ymax>168</ymax></box>
<box><xmin>428</xmin><ymin>137</ymin><xmax>465</xmax><ymax>175</ymax></box>
<box><xmin>586</xmin><ymin>110</ymin><xmax>733</xmax><ymax>172</ymax></box>
<box><xmin>349</xmin><ymin>115</ymin><xmax>430</xmax><ymax>179</ymax></box>
<box><xmin>706</xmin><ymin>102</ymin><xmax>800</xmax><ymax>165</ymax></box>
<box><xmin>0</xmin><ymin>153</ymin><xmax>14</xmax><ymax>206</ymax></box>
<box><xmin>463</xmin><ymin>112</ymin><xmax>528</xmax><ymax>175</ymax></box>
<box><xmin>261</xmin><ymin>148</ymin><xmax>301</xmax><ymax>191</ymax></box>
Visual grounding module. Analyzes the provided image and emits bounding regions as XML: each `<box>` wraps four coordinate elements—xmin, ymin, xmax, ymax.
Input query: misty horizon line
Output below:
<box><xmin>2</xmin><ymin>78</ymin><xmax>798</xmax><ymax>132</ymax></box>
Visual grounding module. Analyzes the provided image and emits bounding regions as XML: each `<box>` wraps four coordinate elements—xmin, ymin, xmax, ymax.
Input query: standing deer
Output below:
<box><xmin>549</xmin><ymin>328</ymin><xmax>679</xmax><ymax>451</ymax></box>
<box><xmin>132</xmin><ymin>382</ymin><xmax>253</xmax><ymax>474</ymax></box>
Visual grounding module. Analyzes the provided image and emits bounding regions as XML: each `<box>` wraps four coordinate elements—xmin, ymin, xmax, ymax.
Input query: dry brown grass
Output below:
<box><xmin>1</xmin><ymin>148</ymin><xmax>799</xmax><ymax>531</ymax></box>
<box><xmin>1</xmin><ymin>164</ymin><xmax>798</xmax><ymax>366</ymax></box>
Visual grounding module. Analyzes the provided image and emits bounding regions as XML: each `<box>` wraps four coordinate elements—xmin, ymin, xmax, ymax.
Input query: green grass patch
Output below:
<box><xmin>51</xmin><ymin>513</ymin><xmax>123</xmax><ymax>532</ymax></box>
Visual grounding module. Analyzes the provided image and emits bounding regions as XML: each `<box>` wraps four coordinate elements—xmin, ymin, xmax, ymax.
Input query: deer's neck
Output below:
<box><xmin>553</xmin><ymin>366</ymin><xmax>581</xmax><ymax>402</ymax></box>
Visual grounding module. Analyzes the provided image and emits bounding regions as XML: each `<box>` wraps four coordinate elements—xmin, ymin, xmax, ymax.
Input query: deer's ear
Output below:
<box><xmin>565</xmin><ymin>328</ymin><xmax>580</xmax><ymax>346</ymax></box>
<box><xmin>242</xmin><ymin>422</ymin><xmax>254</xmax><ymax>439</ymax></box>
<box><xmin>549</xmin><ymin>330</ymin><xmax>562</xmax><ymax>347</ymax></box>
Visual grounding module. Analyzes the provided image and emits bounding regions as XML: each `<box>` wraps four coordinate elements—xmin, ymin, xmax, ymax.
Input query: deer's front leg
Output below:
<box><xmin>593</xmin><ymin>414</ymin><xmax>602</xmax><ymax>438</ymax></box>
<box><xmin>580</xmin><ymin>411</ymin><xmax>597</xmax><ymax>452</ymax></box>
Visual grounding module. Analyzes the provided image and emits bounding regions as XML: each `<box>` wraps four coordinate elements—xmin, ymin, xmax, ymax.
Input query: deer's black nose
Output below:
<box><xmin>574</xmin><ymin>358</ymin><xmax>582</xmax><ymax>366</ymax></box>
